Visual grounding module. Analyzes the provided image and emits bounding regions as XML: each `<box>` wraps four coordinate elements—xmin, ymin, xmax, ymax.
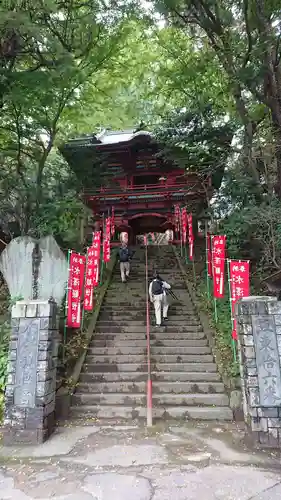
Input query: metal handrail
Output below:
<box><xmin>145</xmin><ymin>236</ymin><xmax>153</xmax><ymax>426</ymax></box>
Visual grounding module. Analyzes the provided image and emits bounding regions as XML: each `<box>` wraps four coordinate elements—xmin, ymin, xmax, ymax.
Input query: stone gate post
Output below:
<box><xmin>236</xmin><ymin>296</ymin><xmax>281</xmax><ymax>447</ymax></box>
<box><xmin>3</xmin><ymin>299</ymin><xmax>59</xmax><ymax>445</ymax></box>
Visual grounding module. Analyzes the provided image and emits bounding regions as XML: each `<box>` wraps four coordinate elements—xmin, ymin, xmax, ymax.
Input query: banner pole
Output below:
<box><xmin>227</xmin><ymin>258</ymin><xmax>237</xmax><ymax>362</ymax></box>
<box><xmin>63</xmin><ymin>249</ymin><xmax>71</xmax><ymax>363</ymax></box>
<box><xmin>214</xmin><ymin>297</ymin><xmax>218</xmax><ymax>323</ymax></box>
<box><xmin>205</xmin><ymin>222</ymin><xmax>210</xmax><ymax>299</ymax></box>
<box><xmin>192</xmin><ymin>259</ymin><xmax>196</xmax><ymax>284</ymax></box>
<box><xmin>184</xmin><ymin>244</ymin><xmax>188</xmax><ymax>263</ymax></box>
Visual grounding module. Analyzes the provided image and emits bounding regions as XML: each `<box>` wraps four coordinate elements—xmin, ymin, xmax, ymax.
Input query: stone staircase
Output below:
<box><xmin>70</xmin><ymin>246</ymin><xmax>233</xmax><ymax>422</ymax></box>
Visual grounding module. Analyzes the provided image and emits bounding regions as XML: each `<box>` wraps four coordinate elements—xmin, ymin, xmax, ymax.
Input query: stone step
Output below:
<box><xmin>91</xmin><ymin>339</ymin><xmax>208</xmax><ymax>348</ymax></box>
<box><xmin>72</xmin><ymin>392</ymin><xmax>229</xmax><ymax>407</ymax></box>
<box><xmin>69</xmin><ymin>404</ymin><xmax>233</xmax><ymax>422</ymax></box>
<box><xmin>96</xmin><ymin>319</ymin><xmax>201</xmax><ymax>326</ymax></box>
<box><xmin>82</xmin><ymin>362</ymin><xmax>217</xmax><ymax>373</ymax></box>
<box><xmin>94</xmin><ymin>326</ymin><xmax>202</xmax><ymax>333</ymax></box>
<box><xmin>97</xmin><ymin>312</ymin><xmax>197</xmax><ymax>319</ymax></box>
<box><xmin>84</xmin><ymin>354</ymin><xmax>213</xmax><ymax>364</ymax></box>
<box><xmin>79</xmin><ymin>371</ymin><xmax>221</xmax><ymax>383</ymax></box>
<box><xmin>77</xmin><ymin>381</ymin><xmax>225</xmax><ymax>394</ymax></box>
<box><xmin>87</xmin><ymin>346</ymin><xmax>146</xmax><ymax>355</ymax></box>
<box><xmin>99</xmin><ymin>306</ymin><xmax>194</xmax><ymax>312</ymax></box>
<box><xmin>92</xmin><ymin>331</ymin><xmax>206</xmax><ymax>341</ymax></box>
<box><xmin>87</xmin><ymin>346</ymin><xmax>211</xmax><ymax>356</ymax></box>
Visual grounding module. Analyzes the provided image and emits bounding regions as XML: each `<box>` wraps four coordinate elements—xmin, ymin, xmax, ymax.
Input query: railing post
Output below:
<box><xmin>145</xmin><ymin>236</ymin><xmax>153</xmax><ymax>427</ymax></box>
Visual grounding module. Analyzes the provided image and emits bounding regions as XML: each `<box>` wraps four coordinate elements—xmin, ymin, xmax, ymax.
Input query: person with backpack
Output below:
<box><xmin>119</xmin><ymin>243</ymin><xmax>132</xmax><ymax>282</ymax></box>
<box><xmin>149</xmin><ymin>271</ymin><xmax>171</xmax><ymax>327</ymax></box>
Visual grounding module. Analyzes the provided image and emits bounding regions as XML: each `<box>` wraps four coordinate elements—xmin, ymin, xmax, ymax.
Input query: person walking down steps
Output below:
<box><xmin>149</xmin><ymin>271</ymin><xmax>171</xmax><ymax>327</ymax></box>
<box><xmin>119</xmin><ymin>242</ymin><xmax>133</xmax><ymax>283</ymax></box>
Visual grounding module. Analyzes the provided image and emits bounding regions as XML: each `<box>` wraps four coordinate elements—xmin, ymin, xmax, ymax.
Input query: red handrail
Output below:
<box><xmin>145</xmin><ymin>236</ymin><xmax>153</xmax><ymax>426</ymax></box>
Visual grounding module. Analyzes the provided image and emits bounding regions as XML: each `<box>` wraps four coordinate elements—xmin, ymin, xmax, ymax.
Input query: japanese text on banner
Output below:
<box><xmin>67</xmin><ymin>252</ymin><xmax>86</xmax><ymax>328</ymax></box>
<box><xmin>84</xmin><ymin>247</ymin><xmax>95</xmax><ymax>311</ymax></box>
<box><xmin>229</xmin><ymin>260</ymin><xmax>250</xmax><ymax>340</ymax></box>
<box><xmin>212</xmin><ymin>235</ymin><xmax>226</xmax><ymax>298</ymax></box>
<box><xmin>174</xmin><ymin>204</ymin><xmax>180</xmax><ymax>231</ymax></box>
<box><xmin>103</xmin><ymin>237</ymin><xmax>110</xmax><ymax>263</ymax></box>
<box><xmin>181</xmin><ymin>207</ymin><xmax>187</xmax><ymax>243</ymax></box>
<box><xmin>92</xmin><ymin>231</ymin><xmax>101</xmax><ymax>286</ymax></box>
<box><xmin>187</xmin><ymin>213</ymin><xmax>194</xmax><ymax>260</ymax></box>
<box><xmin>111</xmin><ymin>207</ymin><xmax>115</xmax><ymax>236</ymax></box>
<box><xmin>105</xmin><ymin>217</ymin><xmax>111</xmax><ymax>239</ymax></box>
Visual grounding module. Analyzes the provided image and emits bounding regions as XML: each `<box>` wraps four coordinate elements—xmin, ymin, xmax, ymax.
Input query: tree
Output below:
<box><xmin>0</xmin><ymin>0</ymin><xmax>131</xmax><ymax>239</ymax></box>
<box><xmin>153</xmin><ymin>0</ymin><xmax>281</xmax><ymax>193</ymax></box>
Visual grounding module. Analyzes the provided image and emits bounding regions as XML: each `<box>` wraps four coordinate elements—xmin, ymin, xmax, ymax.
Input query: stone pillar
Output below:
<box><xmin>236</xmin><ymin>296</ymin><xmax>281</xmax><ymax>447</ymax></box>
<box><xmin>3</xmin><ymin>299</ymin><xmax>59</xmax><ymax>445</ymax></box>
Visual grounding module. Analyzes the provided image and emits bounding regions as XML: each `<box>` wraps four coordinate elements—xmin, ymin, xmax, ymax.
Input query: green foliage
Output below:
<box><xmin>0</xmin><ymin>323</ymin><xmax>9</xmax><ymax>389</ymax></box>
<box><xmin>0</xmin><ymin>0</ymin><xmax>133</xmax><ymax>242</ymax></box>
<box><xmin>197</xmin><ymin>282</ymin><xmax>240</xmax><ymax>379</ymax></box>
<box><xmin>0</xmin><ymin>321</ymin><xmax>10</xmax><ymax>421</ymax></box>
<box><xmin>154</xmin><ymin>105</ymin><xmax>234</xmax><ymax>188</ymax></box>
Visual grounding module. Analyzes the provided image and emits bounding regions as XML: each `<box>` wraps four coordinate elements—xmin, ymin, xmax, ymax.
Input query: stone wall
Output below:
<box><xmin>3</xmin><ymin>299</ymin><xmax>59</xmax><ymax>445</ymax></box>
<box><xmin>236</xmin><ymin>296</ymin><xmax>281</xmax><ymax>447</ymax></box>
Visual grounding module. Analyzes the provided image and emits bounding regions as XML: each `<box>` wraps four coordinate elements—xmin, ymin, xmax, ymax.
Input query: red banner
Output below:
<box><xmin>67</xmin><ymin>252</ymin><xmax>86</xmax><ymax>328</ymax></box>
<box><xmin>181</xmin><ymin>207</ymin><xmax>187</xmax><ymax>243</ymax></box>
<box><xmin>207</xmin><ymin>233</ymin><xmax>212</xmax><ymax>277</ymax></box>
<box><xmin>212</xmin><ymin>235</ymin><xmax>226</xmax><ymax>298</ymax></box>
<box><xmin>105</xmin><ymin>217</ymin><xmax>111</xmax><ymax>239</ymax></box>
<box><xmin>187</xmin><ymin>213</ymin><xmax>194</xmax><ymax>260</ymax></box>
<box><xmin>103</xmin><ymin>237</ymin><xmax>110</xmax><ymax>262</ymax></box>
<box><xmin>84</xmin><ymin>247</ymin><xmax>95</xmax><ymax>311</ymax></box>
<box><xmin>111</xmin><ymin>208</ymin><xmax>115</xmax><ymax>236</ymax></box>
<box><xmin>229</xmin><ymin>260</ymin><xmax>250</xmax><ymax>339</ymax></box>
<box><xmin>92</xmin><ymin>231</ymin><xmax>101</xmax><ymax>286</ymax></box>
<box><xmin>174</xmin><ymin>204</ymin><xmax>180</xmax><ymax>231</ymax></box>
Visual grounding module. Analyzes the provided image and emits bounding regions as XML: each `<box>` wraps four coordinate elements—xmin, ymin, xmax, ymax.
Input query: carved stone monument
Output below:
<box><xmin>3</xmin><ymin>299</ymin><xmax>59</xmax><ymax>445</ymax></box>
<box><xmin>236</xmin><ymin>296</ymin><xmax>281</xmax><ymax>447</ymax></box>
<box><xmin>0</xmin><ymin>236</ymin><xmax>68</xmax><ymax>445</ymax></box>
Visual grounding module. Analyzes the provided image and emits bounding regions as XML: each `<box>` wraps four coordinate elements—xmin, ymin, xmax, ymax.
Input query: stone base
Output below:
<box><xmin>2</xmin><ymin>411</ymin><xmax>55</xmax><ymax>446</ymax></box>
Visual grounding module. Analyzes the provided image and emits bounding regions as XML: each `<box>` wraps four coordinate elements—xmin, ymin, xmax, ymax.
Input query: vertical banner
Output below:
<box><xmin>84</xmin><ymin>247</ymin><xmax>95</xmax><ymax>311</ymax></box>
<box><xmin>67</xmin><ymin>252</ymin><xmax>86</xmax><ymax>328</ymax></box>
<box><xmin>103</xmin><ymin>217</ymin><xmax>111</xmax><ymax>263</ymax></box>
<box><xmin>111</xmin><ymin>207</ymin><xmax>115</xmax><ymax>237</ymax></box>
<box><xmin>92</xmin><ymin>231</ymin><xmax>101</xmax><ymax>286</ymax></box>
<box><xmin>211</xmin><ymin>235</ymin><xmax>226</xmax><ymax>298</ymax></box>
<box><xmin>174</xmin><ymin>204</ymin><xmax>180</xmax><ymax>233</ymax></box>
<box><xmin>229</xmin><ymin>260</ymin><xmax>250</xmax><ymax>340</ymax></box>
<box><xmin>181</xmin><ymin>208</ymin><xmax>187</xmax><ymax>244</ymax></box>
<box><xmin>187</xmin><ymin>213</ymin><xmax>194</xmax><ymax>260</ymax></box>
<box><xmin>103</xmin><ymin>236</ymin><xmax>110</xmax><ymax>262</ymax></box>
<box><xmin>105</xmin><ymin>217</ymin><xmax>111</xmax><ymax>239</ymax></box>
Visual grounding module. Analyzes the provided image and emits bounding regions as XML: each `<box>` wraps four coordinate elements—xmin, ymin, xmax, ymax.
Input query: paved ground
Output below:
<box><xmin>0</xmin><ymin>421</ymin><xmax>281</xmax><ymax>499</ymax></box>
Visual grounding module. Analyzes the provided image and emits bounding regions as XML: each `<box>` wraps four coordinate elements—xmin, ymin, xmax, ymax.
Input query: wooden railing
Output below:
<box><xmin>83</xmin><ymin>182</ymin><xmax>206</xmax><ymax>199</ymax></box>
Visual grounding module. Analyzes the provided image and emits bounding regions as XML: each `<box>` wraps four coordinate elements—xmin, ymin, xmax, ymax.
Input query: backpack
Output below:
<box><xmin>152</xmin><ymin>279</ymin><xmax>163</xmax><ymax>295</ymax></box>
<box><xmin>119</xmin><ymin>247</ymin><xmax>129</xmax><ymax>262</ymax></box>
